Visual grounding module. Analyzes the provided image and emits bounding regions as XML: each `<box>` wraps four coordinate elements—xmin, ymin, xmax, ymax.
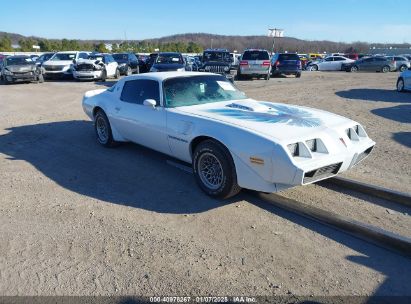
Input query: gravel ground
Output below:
<box><xmin>0</xmin><ymin>72</ymin><xmax>410</xmax><ymax>297</ymax></box>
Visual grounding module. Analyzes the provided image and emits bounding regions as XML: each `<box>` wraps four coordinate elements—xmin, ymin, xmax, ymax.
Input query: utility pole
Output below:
<box><xmin>268</xmin><ymin>28</ymin><xmax>284</xmax><ymax>56</ymax></box>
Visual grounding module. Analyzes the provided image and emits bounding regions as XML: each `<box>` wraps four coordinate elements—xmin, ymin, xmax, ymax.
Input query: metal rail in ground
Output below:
<box><xmin>257</xmin><ymin>193</ymin><xmax>411</xmax><ymax>258</ymax></box>
<box><xmin>166</xmin><ymin>160</ymin><xmax>411</xmax><ymax>258</ymax></box>
<box><xmin>326</xmin><ymin>176</ymin><xmax>411</xmax><ymax>207</ymax></box>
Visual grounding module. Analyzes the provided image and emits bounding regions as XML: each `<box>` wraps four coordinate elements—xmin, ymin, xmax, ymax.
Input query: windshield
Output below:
<box><xmin>88</xmin><ymin>55</ymin><xmax>104</xmax><ymax>61</ymax></box>
<box><xmin>6</xmin><ymin>57</ymin><xmax>33</xmax><ymax>65</ymax></box>
<box><xmin>50</xmin><ymin>53</ymin><xmax>76</xmax><ymax>61</ymax></box>
<box><xmin>164</xmin><ymin>75</ymin><xmax>247</xmax><ymax>108</ymax></box>
<box><xmin>203</xmin><ymin>51</ymin><xmax>230</xmax><ymax>62</ymax></box>
<box><xmin>156</xmin><ymin>53</ymin><xmax>183</xmax><ymax>64</ymax></box>
<box><xmin>113</xmin><ymin>53</ymin><xmax>128</xmax><ymax>61</ymax></box>
<box><xmin>242</xmin><ymin>51</ymin><xmax>269</xmax><ymax>60</ymax></box>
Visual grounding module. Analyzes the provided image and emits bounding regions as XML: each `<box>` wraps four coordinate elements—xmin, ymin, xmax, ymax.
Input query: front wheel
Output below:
<box><xmin>399</xmin><ymin>65</ymin><xmax>407</xmax><ymax>72</ymax></box>
<box><xmin>397</xmin><ymin>78</ymin><xmax>405</xmax><ymax>92</ymax></box>
<box><xmin>114</xmin><ymin>69</ymin><xmax>120</xmax><ymax>79</ymax></box>
<box><xmin>351</xmin><ymin>66</ymin><xmax>358</xmax><ymax>72</ymax></box>
<box><xmin>37</xmin><ymin>74</ymin><xmax>44</xmax><ymax>83</ymax></box>
<box><xmin>382</xmin><ymin>65</ymin><xmax>390</xmax><ymax>73</ymax></box>
<box><xmin>311</xmin><ymin>65</ymin><xmax>318</xmax><ymax>71</ymax></box>
<box><xmin>126</xmin><ymin>66</ymin><xmax>132</xmax><ymax>76</ymax></box>
<box><xmin>94</xmin><ymin>110</ymin><xmax>118</xmax><ymax>147</ymax></box>
<box><xmin>193</xmin><ymin>140</ymin><xmax>241</xmax><ymax>199</ymax></box>
<box><xmin>100</xmin><ymin>70</ymin><xmax>107</xmax><ymax>82</ymax></box>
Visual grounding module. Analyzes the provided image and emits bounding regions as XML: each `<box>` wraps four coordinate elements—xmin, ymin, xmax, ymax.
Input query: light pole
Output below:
<box><xmin>268</xmin><ymin>28</ymin><xmax>284</xmax><ymax>55</ymax></box>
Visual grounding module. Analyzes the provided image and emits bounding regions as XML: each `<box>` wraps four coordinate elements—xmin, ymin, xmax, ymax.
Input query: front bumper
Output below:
<box><xmin>4</xmin><ymin>72</ymin><xmax>38</xmax><ymax>82</ymax></box>
<box><xmin>73</xmin><ymin>70</ymin><xmax>102</xmax><ymax>80</ymax></box>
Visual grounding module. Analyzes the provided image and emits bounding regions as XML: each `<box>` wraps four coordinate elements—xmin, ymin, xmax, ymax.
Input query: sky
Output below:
<box><xmin>1</xmin><ymin>0</ymin><xmax>410</xmax><ymax>43</ymax></box>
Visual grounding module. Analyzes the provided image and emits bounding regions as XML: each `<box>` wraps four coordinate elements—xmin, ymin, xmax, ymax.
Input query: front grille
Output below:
<box><xmin>205</xmin><ymin>65</ymin><xmax>227</xmax><ymax>73</ymax></box>
<box><xmin>44</xmin><ymin>65</ymin><xmax>64</xmax><ymax>71</ymax></box>
<box><xmin>76</xmin><ymin>64</ymin><xmax>94</xmax><ymax>71</ymax></box>
<box><xmin>303</xmin><ymin>162</ymin><xmax>342</xmax><ymax>184</ymax></box>
<box><xmin>354</xmin><ymin>146</ymin><xmax>373</xmax><ymax>166</ymax></box>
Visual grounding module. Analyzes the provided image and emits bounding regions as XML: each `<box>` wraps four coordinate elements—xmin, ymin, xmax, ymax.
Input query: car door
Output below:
<box><xmin>319</xmin><ymin>57</ymin><xmax>334</xmax><ymax>70</ymax></box>
<box><xmin>113</xmin><ymin>79</ymin><xmax>171</xmax><ymax>154</ymax></box>
<box><xmin>333</xmin><ymin>57</ymin><xmax>346</xmax><ymax>70</ymax></box>
<box><xmin>360</xmin><ymin>57</ymin><xmax>374</xmax><ymax>71</ymax></box>
<box><xmin>105</xmin><ymin>55</ymin><xmax>116</xmax><ymax>77</ymax></box>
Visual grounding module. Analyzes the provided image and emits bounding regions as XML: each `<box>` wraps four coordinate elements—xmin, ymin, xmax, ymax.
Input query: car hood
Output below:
<box><xmin>43</xmin><ymin>60</ymin><xmax>73</xmax><ymax>66</ymax></box>
<box><xmin>173</xmin><ymin>99</ymin><xmax>355</xmax><ymax>143</ymax></box>
<box><xmin>6</xmin><ymin>64</ymin><xmax>36</xmax><ymax>72</ymax></box>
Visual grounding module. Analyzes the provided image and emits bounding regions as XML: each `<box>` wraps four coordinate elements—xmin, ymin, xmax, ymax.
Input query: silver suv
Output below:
<box><xmin>237</xmin><ymin>49</ymin><xmax>271</xmax><ymax>80</ymax></box>
<box><xmin>386</xmin><ymin>56</ymin><xmax>410</xmax><ymax>72</ymax></box>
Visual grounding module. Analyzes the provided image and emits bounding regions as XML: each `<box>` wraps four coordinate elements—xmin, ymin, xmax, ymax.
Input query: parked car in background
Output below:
<box><xmin>230</xmin><ymin>53</ymin><xmax>241</xmax><ymax>70</ymax></box>
<box><xmin>298</xmin><ymin>54</ymin><xmax>309</xmax><ymax>70</ymax></box>
<box><xmin>386</xmin><ymin>56</ymin><xmax>410</xmax><ymax>72</ymax></box>
<box><xmin>271</xmin><ymin>53</ymin><xmax>302</xmax><ymax>77</ymax></box>
<box><xmin>342</xmin><ymin>56</ymin><xmax>396</xmax><ymax>73</ymax></box>
<box><xmin>82</xmin><ymin>72</ymin><xmax>375</xmax><ymax>198</ymax></box>
<box><xmin>237</xmin><ymin>49</ymin><xmax>271</xmax><ymax>80</ymax></box>
<box><xmin>184</xmin><ymin>55</ymin><xmax>199</xmax><ymax>71</ymax></box>
<box><xmin>1</xmin><ymin>55</ymin><xmax>44</xmax><ymax>84</ymax></box>
<box><xmin>43</xmin><ymin>51</ymin><xmax>89</xmax><ymax>79</ymax></box>
<box><xmin>307</xmin><ymin>56</ymin><xmax>354</xmax><ymax>71</ymax></box>
<box><xmin>73</xmin><ymin>53</ymin><xmax>119</xmax><ymax>81</ymax></box>
<box><xmin>112</xmin><ymin>53</ymin><xmax>139</xmax><ymax>75</ymax></box>
<box><xmin>344</xmin><ymin>53</ymin><xmax>359</xmax><ymax>60</ymax></box>
<box><xmin>199</xmin><ymin>48</ymin><xmax>233</xmax><ymax>82</ymax></box>
<box><xmin>396</xmin><ymin>66</ymin><xmax>411</xmax><ymax>92</ymax></box>
<box><xmin>400</xmin><ymin>54</ymin><xmax>411</xmax><ymax>61</ymax></box>
<box><xmin>145</xmin><ymin>53</ymin><xmax>159</xmax><ymax>72</ymax></box>
<box><xmin>308</xmin><ymin>53</ymin><xmax>324</xmax><ymax>60</ymax></box>
<box><xmin>35</xmin><ymin>52</ymin><xmax>55</xmax><ymax>67</ymax></box>
<box><xmin>150</xmin><ymin>52</ymin><xmax>186</xmax><ymax>72</ymax></box>
<box><xmin>135</xmin><ymin>54</ymin><xmax>149</xmax><ymax>73</ymax></box>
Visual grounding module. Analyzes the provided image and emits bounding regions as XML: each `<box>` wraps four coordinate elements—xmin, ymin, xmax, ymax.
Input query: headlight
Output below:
<box><xmin>224</xmin><ymin>66</ymin><xmax>229</xmax><ymax>72</ymax></box>
<box><xmin>4</xmin><ymin>69</ymin><xmax>12</xmax><ymax>75</ymax></box>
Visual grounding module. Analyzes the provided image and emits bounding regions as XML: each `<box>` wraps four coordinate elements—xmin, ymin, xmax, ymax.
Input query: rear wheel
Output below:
<box><xmin>382</xmin><ymin>65</ymin><xmax>390</xmax><ymax>73</ymax></box>
<box><xmin>100</xmin><ymin>70</ymin><xmax>107</xmax><ymax>82</ymax></box>
<box><xmin>264</xmin><ymin>73</ymin><xmax>270</xmax><ymax>80</ymax></box>
<box><xmin>397</xmin><ymin>78</ymin><xmax>405</xmax><ymax>92</ymax></box>
<box><xmin>114</xmin><ymin>69</ymin><xmax>120</xmax><ymax>79</ymax></box>
<box><xmin>296</xmin><ymin>72</ymin><xmax>301</xmax><ymax>78</ymax></box>
<box><xmin>236</xmin><ymin>69</ymin><xmax>243</xmax><ymax>80</ymax></box>
<box><xmin>193</xmin><ymin>140</ymin><xmax>241</xmax><ymax>199</ymax></box>
<box><xmin>94</xmin><ymin>110</ymin><xmax>118</xmax><ymax>147</ymax></box>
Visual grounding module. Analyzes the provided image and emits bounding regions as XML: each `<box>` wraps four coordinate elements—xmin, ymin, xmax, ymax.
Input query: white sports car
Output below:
<box><xmin>82</xmin><ymin>72</ymin><xmax>375</xmax><ymax>198</ymax></box>
<box><xmin>308</xmin><ymin>56</ymin><xmax>354</xmax><ymax>71</ymax></box>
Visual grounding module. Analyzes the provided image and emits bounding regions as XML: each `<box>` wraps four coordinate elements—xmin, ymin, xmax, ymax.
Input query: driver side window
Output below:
<box><xmin>120</xmin><ymin>79</ymin><xmax>160</xmax><ymax>105</ymax></box>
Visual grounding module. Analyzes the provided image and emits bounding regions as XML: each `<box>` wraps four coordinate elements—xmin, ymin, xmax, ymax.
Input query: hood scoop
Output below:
<box><xmin>226</xmin><ymin>100</ymin><xmax>270</xmax><ymax>112</ymax></box>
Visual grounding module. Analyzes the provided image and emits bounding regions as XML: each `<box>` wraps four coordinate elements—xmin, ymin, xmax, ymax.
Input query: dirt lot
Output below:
<box><xmin>0</xmin><ymin>72</ymin><xmax>410</xmax><ymax>297</ymax></box>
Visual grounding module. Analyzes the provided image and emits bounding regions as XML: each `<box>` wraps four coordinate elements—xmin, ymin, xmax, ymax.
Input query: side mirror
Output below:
<box><xmin>143</xmin><ymin>99</ymin><xmax>157</xmax><ymax>108</ymax></box>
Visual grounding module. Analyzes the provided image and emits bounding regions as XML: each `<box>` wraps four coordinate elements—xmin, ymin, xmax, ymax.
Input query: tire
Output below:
<box><xmin>193</xmin><ymin>140</ymin><xmax>241</xmax><ymax>199</ymax></box>
<box><xmin>264</xmin><ymin>73</ymin><xmax>270</xmax><ymax>80</ymax></box>
<box><xmin>351</xmin><ymin>66</ymin><xmax>358</xmax><ymax>72</ymax></box>
<box><xmin>100</xmin><ymin>70</ymin><xmax>107</xmax><ymax>82</ymax></box>
<box><xmin>114</xmin><ymin>69</ymin><xmax>120</xmax><ymax>79</ymax></box>
<box><xmin>94</xmin><ymin>110</ymin><xmax>118</xmax><ymax>147</ymax></box>
<box><xmin>397</xmin><ymin>78</ymin><xmax>405</xmax><ymax>92</ymax></box>
<box><xmin>382</xmin><ymin>65</ymin><xmax>390</xmax><ymax>73</ymax></box>
<box><xmin>37</xmin><ymin>74</ymin><xmax>44</xmax><ymax>83</ymax></box>
<box><xmin>236</xmin><ymin>69</ymin><xmax>243</xmax><ymax>80</ymax></box>
<box><xmin>126</xmin><ymin>66</ymin><xmax>132</xmax><ymax>76</ymax></box>
<box><xmin>399</xmin><ymin>65</ymin><xmax>407</xmax><ymax>72</ymax></box>
<box><xmin>296</xmin><ymin>72</ymin><xmax>301</xmax><ymax>78</ymax></box>
<box><xmin>311</xmin><ymin>65</ymin><xmax>318</xmax><ymax>71</ymax></box>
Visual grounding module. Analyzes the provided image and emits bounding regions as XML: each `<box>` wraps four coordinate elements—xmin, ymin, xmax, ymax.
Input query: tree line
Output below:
<box><xmin>0</xmin><ymin>35</ymin><xmax>203</xmax><ymax>53</ymax></box>
<box><xmin>1</xmin><ymin>33</ymin><xmax>410</xmax><ymax>54</ymax></box>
